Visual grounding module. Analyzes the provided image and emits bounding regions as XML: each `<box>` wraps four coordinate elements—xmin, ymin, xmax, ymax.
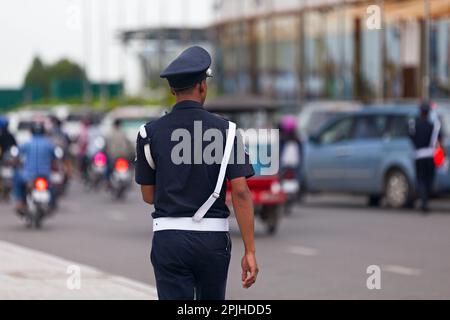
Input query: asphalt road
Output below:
<box><xmin>1</xmin><ymin>180</ymin><xmax>450</xmax><ymax>299</ymax></box>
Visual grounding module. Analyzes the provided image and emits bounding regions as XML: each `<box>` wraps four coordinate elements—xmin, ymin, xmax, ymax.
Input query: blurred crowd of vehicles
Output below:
<box><xmin>1</xmin><ymin>97</ymin><xmax>449</xmax><ymax>232</ymax></box>
<box><xmin>0</xmin><ymin>105</ymin><xmax>165</xmax><ymax>229</ymax></box>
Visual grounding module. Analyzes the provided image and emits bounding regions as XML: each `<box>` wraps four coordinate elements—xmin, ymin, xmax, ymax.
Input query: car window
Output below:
<box><xmin>352</xmin><ymin>115</ymin><xmax>389</xmax><ymax>140</ymax></box>
<box><xmin>387</xmin><ymin>115</ymin><xmax>409</xmax><ymax>138</ymax></box>
<box><xmin>319</xmin><ymin>118</ymin><xmax>354</xmax><ymax>144</ymax></box>
<box><xmin>301</xmin><ymin>112</ymin><xmax>335</xmax><ymax>135</ymax></box>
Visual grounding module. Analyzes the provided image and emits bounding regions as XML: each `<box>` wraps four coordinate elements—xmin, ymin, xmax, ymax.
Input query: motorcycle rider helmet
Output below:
<box><xmin>31</xmin><ymin>121</ymin><xmax>46</xmax><ymax>135</ymax></box>
<box><xmin>280</xmin><ymin>115</ymin><xmax>297</xmax><ymax>134</ymax></box>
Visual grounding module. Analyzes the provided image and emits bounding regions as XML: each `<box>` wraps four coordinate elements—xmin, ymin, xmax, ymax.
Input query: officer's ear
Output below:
<box><xmin>199</xmin><ymin>80</ymin><xmax>207</xmax><ymax>94</ymax></box>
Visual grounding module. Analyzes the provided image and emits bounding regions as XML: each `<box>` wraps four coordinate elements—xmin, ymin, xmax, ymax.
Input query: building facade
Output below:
<box><xmin>211</xmin><ymin>0</ymin><xmax>450</xmax><ymax>105</ymax></box>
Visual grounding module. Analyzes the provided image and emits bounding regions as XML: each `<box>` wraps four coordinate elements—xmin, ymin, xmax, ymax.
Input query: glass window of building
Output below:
<box><xmin>273</xmin><ymin>15</ymin><xmax>300</xmax><ymax>100</ymax></box>
<box><xmin>304</xmin><ymin>10</ymin><xmax>327</xmax><ymax>99</ymax></box>
<box><xmin>430</xmin><ymin>18</ymin><xmax>450</xmax><ymax>99</ymax></box>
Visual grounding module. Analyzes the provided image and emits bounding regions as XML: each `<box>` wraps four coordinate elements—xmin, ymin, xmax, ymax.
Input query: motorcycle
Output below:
<box><xmin>50</xmin><ymin>147</ymin><xmax>69</xmax><ymax>199</ymax></box>
<box><xmin>0</xmin><ymin>146</ymin><xmax>18</xmax><ymax>202</ymax></box>
<box><xmin>280</xmin><ymin>167</ymin><xmax>301</xmax><ymax>215</ymax></box>
<box><xmin>23</xmin><ymin>177</ymin><xmax>52</xmax><ymax>229</ymax></box>
<box><xmin>85</xmin><ymin>137</ymin><xmax>108</xmax><ymax>190</ymax></box>
<box><xmin>109</xmin><ymin>158</ymin><xmax>132</xmax><ymax>200</ymax></box>
<box><xmin>87</xmin><ymin>151</ymin><xmax>108</xmax><ymax>190</ymax></box>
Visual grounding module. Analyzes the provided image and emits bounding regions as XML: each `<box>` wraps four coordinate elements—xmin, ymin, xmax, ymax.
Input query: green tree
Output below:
<box><xmin>24</xmin><ymin>56</ymin><xmax>48</xmax><ymax>96</ymax></box>
<box><xmin>23</xmin><ymin>56</ymin><xmax>87</xmax><ymax>100</ymax></box>
<box><xmin>47</xmin><ymin>58</ymin><xmax>86</xmax><ymax>82</ymax></box>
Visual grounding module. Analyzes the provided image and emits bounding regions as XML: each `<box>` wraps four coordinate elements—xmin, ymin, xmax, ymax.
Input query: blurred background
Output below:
<box><xmin>1</xmin><ymin>0</ymin><xmax>450</xmax><ymax>300</ymax></box>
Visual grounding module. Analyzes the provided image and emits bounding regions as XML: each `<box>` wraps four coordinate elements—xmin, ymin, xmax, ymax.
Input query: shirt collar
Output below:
<box><xmin>172</xmin><ymin>100</ymin><xmax>204</xmax><ymax>112</ymax></box>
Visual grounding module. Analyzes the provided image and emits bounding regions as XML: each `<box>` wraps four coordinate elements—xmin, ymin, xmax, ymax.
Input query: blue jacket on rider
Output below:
<box><xmin>19</xmin><ymin>135</ymin><xmax>55</xmax><ymax>181</ymax></box>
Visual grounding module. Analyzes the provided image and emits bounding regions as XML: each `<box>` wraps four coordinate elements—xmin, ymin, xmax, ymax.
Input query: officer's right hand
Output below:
<box><xmin>241</xmin><ymin>252</ymin><xmax>258</xmax><ymax>288</ymax></box>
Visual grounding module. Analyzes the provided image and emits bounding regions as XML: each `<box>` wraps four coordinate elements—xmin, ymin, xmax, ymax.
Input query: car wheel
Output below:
<box><xmin>384</xmin><ymin>169</ymin><xmax>412</xmax><ymax>208</ymax></box>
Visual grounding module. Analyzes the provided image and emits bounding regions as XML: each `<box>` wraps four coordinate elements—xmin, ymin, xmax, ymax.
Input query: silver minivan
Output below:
<box><xmin>302</xmin><ymin>104</ymin><xmax>450</xmax><ymax>208</ymax></box>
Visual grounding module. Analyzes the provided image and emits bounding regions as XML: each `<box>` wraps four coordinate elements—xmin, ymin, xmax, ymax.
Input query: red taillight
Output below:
<box><xmin>94</xmin><ymin>152</ymin><xmax>107</xmax><ymax>167</ymax></box>
<box><xmin>35</xmin><ymin>178</ymin><xmax>48</xmax><ymax>191</ymax></box>
<box><xmin>435</xmin><ymin>147</ymin><xmax>445</xmax><ymax>167</ymax></box>
<box><xmin>115</xmin><ymin>158</ymin><xmax>129</xmax><ymax>173</ymax></box>
<box><xmin>284</xmin><ymin>170</ymin><xmax>295</xmax><ymax>180</ymax></box>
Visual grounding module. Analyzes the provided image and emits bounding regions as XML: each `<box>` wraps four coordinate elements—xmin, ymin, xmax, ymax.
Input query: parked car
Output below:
<box><xmin>302</xmin><ymin>103</ymin><xmax>450</xmax><ymax>208</ymax></box>
<box><xmin>298</xmin><ymin>101</ymin><xmax>362</xmax><ymax>138</ymax></box>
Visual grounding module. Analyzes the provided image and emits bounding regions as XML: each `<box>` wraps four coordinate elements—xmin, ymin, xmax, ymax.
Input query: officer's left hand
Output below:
<box><xmin>241</xmin><ymin>252</ymin><xmax>258</xmax><ymax>288</ymax></box>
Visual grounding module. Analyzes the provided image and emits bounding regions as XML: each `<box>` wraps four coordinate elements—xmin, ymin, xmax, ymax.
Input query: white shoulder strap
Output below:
<box><xmin>139</xmin><ymin>124</ymin><xmax>156</xmax><ymax>170</ymax></box>
<box><xmin>193</xmin><ymin>121</ymin><xmax>237</xmax><ymax>222</ymax></box>
<box><xmin>430</xmin><ymin>120</ymin><xmax>441</xmax><ymax>149</ymax></box>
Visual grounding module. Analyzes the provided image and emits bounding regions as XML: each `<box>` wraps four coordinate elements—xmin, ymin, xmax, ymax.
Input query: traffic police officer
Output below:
<box><xmin>135</xmin><ymin>46</ymin><xmax>259</xmax><ymax>300</ymax></box>
<box><xmin>409</xmin><ymin>101</ymin><xmax>441</xmax><ymax>213</ymax></box>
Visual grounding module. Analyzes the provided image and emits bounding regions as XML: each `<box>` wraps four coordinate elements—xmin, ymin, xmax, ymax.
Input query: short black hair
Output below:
<box><xmin>172</xmin><ymin>80</ymin><xmax>205</xmax><ymax>95</ymax></box>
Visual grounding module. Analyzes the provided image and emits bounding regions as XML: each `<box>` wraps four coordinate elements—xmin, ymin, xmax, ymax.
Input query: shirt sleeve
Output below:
<box><xmin>135</xmin><ymin>133</ymin><xmax>156</xmax><ymax>186</ymax></box>
<box><xmin>226</xmin><ymin>130</ymin><xmax>255</xmax><ymax>181</ymax></box>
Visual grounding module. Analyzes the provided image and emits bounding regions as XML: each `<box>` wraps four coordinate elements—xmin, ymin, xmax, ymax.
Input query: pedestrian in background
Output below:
<box><xmin>409</xmin><ymin>101</ymin><xmax>442</xmax><ymax>213</ymax></box>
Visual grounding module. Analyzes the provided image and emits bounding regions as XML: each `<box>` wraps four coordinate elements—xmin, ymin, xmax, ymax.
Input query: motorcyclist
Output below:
<box><xmin>49</xmin><ymin>116</ymin><xmax>70</xmax><ymax>154</ymax></box>
<box><xmin>13</xmin><ymin>121</ymin><xmax>56</xmax><ymax>214</ymax></box>
<box><xmin>79</xmin><ymin>116</ymin><xmax>108</xmax><ymax>186</ymax></box>
<box><xmin>0</xmin><ymin>116</ymin><xmax>17</xmax><ymax>161</ymax></box>
<box><xmin>49</xmin><ymin>116</ymin><xmax>72</xmax><ymax>178</ymax></box>
<box><xmin>279</xmin><ymin>115</ymin><xmax>303</xmax><ymax>182</ymax></box>
<box><xmin>105</xmin><ymin>119</ymin><xmax>134</xmax><ymax>162</ymax></box>
<box><xmin>77</xmin><ymin>117</ymin><xmax>91</xmax><ymax>182</ymax></box>
<box><xmin>0</xmin><ymin>117</ymin><xmax>17</xmax><ymax>200</ymax></box>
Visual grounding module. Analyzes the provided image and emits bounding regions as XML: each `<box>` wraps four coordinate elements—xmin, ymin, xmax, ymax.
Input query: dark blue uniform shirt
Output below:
<box><xmin>410</xmin><ymin>118</ymin><xmax>433</xmax><ymax>149</ymax></box>
<box><xmin>135</xmin><ymin>100</ymin><xmax>254</xmax><ymax>219</ymax></box>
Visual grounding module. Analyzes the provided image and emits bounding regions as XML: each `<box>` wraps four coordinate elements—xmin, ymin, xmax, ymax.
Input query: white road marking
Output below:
<box><xmin>286</xmin><ymin>245</ymin><xmax>319</xmax><ymax>257</ymax></box>
<box><xmin>383</xmin><ymin>265</ymin><xmax>422</xmax><ymax>276</ymax></box>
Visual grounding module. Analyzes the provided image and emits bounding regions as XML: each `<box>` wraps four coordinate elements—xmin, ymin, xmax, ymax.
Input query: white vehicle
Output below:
<box><xmin>100</xmin><ymin>106</ymin><xmax>165</xmax><ymax>144</ymax></box>
<box><xmin>62</xmin><ymin>110</ymin><xmax>99</xmax><ymax>142</ymax></box>
<box><xmin>7</xmin><ymin>110</ymin><xmax>52</xmax><ymax>145</ymax></box>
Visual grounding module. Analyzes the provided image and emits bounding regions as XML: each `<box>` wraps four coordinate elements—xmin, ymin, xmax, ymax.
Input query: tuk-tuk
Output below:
<box><xmin>206</xmin><ymin>95</ymin><xmax>286</xmax><ymax>234</ymax></box>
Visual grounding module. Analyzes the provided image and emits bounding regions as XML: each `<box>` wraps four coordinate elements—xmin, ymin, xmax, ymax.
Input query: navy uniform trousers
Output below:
<box><xmin>151</xmin><ymin>230</ymin><xmax>232</xmax><ymax>300</ymax></box>
<box><xmin>415</xmin><ymin>158</ymin><xmax>436</xmax><ymax>209</ymax></box>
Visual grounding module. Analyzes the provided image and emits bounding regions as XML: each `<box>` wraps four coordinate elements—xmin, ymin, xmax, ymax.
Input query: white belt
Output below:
<box><xmin>153</xmin><ymin>217</ymin><xmax>229</xmax><ymax>232</ymax></box>
<box><xmin>416</xmin><ymin>148</ymin><xmax>434</xmax><ymax>160</ymax></box>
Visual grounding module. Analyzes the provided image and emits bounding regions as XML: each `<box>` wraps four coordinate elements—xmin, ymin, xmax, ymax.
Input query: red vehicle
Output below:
<box><xmin>207</xmin><ymin>96</ymin><xmax>286</xmax><ymax>234</ymax></box>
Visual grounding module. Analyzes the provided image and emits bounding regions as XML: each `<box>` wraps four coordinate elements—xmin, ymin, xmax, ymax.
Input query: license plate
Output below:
<box><xmin>51</xmin><ymin>172</ymin><xmax>64</xmax><ymax>184</ymax></box>
<box><xmin>282</xmin><ymin>180</ymin><xmax>299</xmax><ymax>193</ymax></box>
<box><xmin>1</xmin><ymin>168</ymin><xmax>13</xmax><ymax>178</ymax></box>
<box><xmin>114</xmin><ymin>171</ymin><xmax>130</xmax><ymax>180</ymax></box>
<box><xmin>32</xmin><ymin>190</ymin><xmax>50</xmax><ymax>203</ymax></box>
<box><xmin>94</xmin><ymin>166</ymin><xmax>106</xmax><ymax>174</ymax></box>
